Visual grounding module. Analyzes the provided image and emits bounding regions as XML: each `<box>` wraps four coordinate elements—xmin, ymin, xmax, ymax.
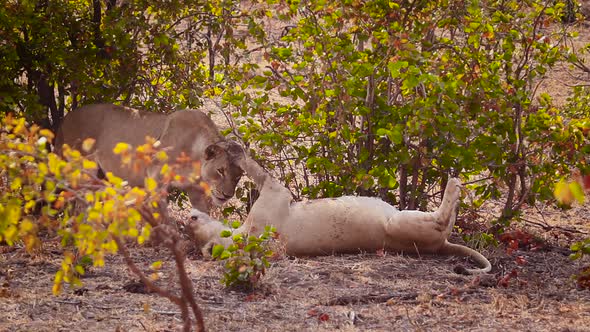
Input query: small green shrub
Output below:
<box><xmin>461</xmin><ymin>231</ymin><xmax>498</xmax><ymax>251</ymax></box>
<box><xmin>570</xmin><ymin>240</ymin><xmax>590</xmax><ymax>260</ymax></box>
<box><xmin>212</xmin><ymin>223</ymin><xmax>276</xmax><ymax>289</ymax></box>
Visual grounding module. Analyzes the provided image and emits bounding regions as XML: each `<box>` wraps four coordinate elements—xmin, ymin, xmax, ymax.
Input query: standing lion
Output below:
<box><xmin>54</xmin><ymin>104</ymin><xmax>245</xmax><ymax>212</ymax></box>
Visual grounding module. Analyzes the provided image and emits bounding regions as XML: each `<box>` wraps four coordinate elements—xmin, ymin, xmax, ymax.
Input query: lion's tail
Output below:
<box><xmin>439</xmin><ymin>241</ymin><xmax>492</xmax><ymax>274</ymax></box>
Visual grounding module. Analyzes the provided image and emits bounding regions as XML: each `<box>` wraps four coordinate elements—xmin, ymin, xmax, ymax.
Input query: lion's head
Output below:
<box><xmin>185</xmin><ymin>208</ymin><xmax>230</xmax><ymax>256</ymax></box>
<box><xmin>199</xmin><ymin>140</ymin><xmax>245</xmax><ymax>206</ymax></box>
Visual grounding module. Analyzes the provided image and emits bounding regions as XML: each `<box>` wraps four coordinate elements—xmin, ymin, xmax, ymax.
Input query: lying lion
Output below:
<box><xmin>54</xmin><ymin>104</ymin><xmax>244</xmax><ymax>212</ymax></box>
<box><xmin>189</xmin><ymin>157</ymin><xmax>492</xmax><ymax>274</ymax></box>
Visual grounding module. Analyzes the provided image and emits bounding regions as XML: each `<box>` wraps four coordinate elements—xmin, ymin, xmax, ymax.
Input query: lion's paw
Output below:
<box><xmin>201</xmin><ymin>241</ymin><xmax>216</xmax><ymax>259</ymax></box>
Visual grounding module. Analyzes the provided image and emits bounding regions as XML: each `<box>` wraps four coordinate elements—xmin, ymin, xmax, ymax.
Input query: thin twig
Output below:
<box><xmin>521</xmin><ymin>217</ymin><xmax>589</xmax><ymax>235</ymax></box>
<box><xmin>55</xmin><ymin>299</ymin><xmax>81</xmax><ymax>305</ymax></box>
<box><xmin>152</xmin><ymin>310</ymin><xmax>182</xmax><ymax>316</ymax></box>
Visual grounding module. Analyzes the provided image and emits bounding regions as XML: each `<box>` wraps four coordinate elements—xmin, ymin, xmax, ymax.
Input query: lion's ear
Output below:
<box><xmin>205</xmin><ymin>144</ymin><xmax>225</xmax><ymax>160</ymax></box>
<box><xmin>226</xmin><ymin>141</ymin><xmax>245</xmax><ymax>157</ymax></box>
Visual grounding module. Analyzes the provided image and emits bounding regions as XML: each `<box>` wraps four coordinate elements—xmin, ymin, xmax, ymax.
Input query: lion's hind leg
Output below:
<box><xmin>383</xmin><ymin>178</ymin><xmax>462</xmax><ymax>249</ymax></box>
<box><xmin>434</xmin><ymin>178</ymin><xmax>462</xmax><ymax>238</ymax></box>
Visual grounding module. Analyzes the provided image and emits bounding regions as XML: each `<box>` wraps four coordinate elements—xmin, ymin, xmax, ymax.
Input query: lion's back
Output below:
<box><xmin>55</xmin><ymin>104</ymin><xmax>167</xmax><ymax>154</ymax></box>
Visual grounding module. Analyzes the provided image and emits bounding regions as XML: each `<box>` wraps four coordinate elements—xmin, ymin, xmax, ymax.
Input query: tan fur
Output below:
<box><xmin>189</xmin><ymin>157</ymin><xmax>492</xmax><ymax>274</ymax></box>
<box><xmin>54</xmin><ymin>104</ymin><xmax>244</xmax><ymax>212</ymax></box>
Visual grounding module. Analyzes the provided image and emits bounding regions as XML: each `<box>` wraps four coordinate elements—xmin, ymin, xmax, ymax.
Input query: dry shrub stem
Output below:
<box><xmin>113</xmin><ymin>201</ymin><xmax>206</xmax><ymax>332</ymax></box>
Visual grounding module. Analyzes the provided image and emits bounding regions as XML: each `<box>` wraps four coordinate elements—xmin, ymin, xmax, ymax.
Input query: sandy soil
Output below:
<box><xmin>1</xmin><ymin>199</ymin><xmax>589</xmax><ymax>332</ymax></box>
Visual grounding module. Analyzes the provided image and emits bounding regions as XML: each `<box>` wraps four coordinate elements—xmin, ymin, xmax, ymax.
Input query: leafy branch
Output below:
<box><xmin>0</xmin><ymin>114</ymin><xmax>208</xmax><ymax>331</ymax></box>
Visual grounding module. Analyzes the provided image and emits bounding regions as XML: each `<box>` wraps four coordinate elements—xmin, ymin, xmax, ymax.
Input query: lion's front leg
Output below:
<box><xmin>237</xmin><ymin>157</ymin><xmax>292</xmax><ymax>235</ymax></box>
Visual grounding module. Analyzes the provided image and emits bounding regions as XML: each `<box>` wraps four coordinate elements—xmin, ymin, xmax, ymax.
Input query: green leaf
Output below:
<box><xmin>244</xmin><ymin>243</ymin><xmax>258</xmax><ymax>252</ymax></box>
<box><xmin>74</xmin><ymin>265</ymin><xmax>85</xmax><ymax>276</ymax></box>
<box><xmin>211</xmin><ymin>244</ymin><xmax>225</xmax><ymax>258</ymax></box>
<box><xmin>568</xmin><ymin>181</ymin><xmax>585</xmax><ymax>204</ymax></box>
<box><xmin>219</xmin><ymin>250</ymin><xmax>231</xmax><ymax>260</ymax></box>
<box><xmin>388</xmin><ymin>61</ymin><xmax>408</xmax><ymax>78</ymax></box>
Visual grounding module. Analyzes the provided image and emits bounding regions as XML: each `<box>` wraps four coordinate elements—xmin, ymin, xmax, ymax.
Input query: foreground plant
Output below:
<box><xmin>212</xmin><ymin>223</ymin><xmax>276</xmax><ymax>289</ymax></box>
<box><xmin>0</xmin><ymin>114</ymin><xmax>207</xmax><ymax>331</ymax></box>
<box><xmin>553</xmin><ymin>167</ymin><xmax>590</xmax><ymax>289</ymax></box>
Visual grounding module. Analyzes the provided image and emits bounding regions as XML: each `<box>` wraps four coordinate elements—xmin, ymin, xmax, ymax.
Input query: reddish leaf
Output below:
<box><xmin>375</xmin><ymin>248</ymin><xmax>385</xmax><ymax>257</ymax></box>
<box><xmin>515</xmin><ymin>256</ymin><xmax>527</xmax><ymax>265</ymax></box>
<box><xmin>575</xmin><ymin>266</ymin><xmax>590</xmax><ymax>290</ymax></box>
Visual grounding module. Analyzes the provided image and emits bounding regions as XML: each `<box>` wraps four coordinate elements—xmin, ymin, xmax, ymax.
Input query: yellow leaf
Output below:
<box><xmin>83</xmin><ymin>159</ymin><xmax>97</xmax><ymax>170</ymax></box>
<box><xmin>19</xmin><ymin>219</ymin><xmax>35</xmax><ymax>233</ymax></box>
<box><xmin>23</xmin><ymin>234</ymin><xmax>40</xmax><ymax>253</ymax></box>
<box><xmin>66</xmin><ymin>149</ymin><xmax>81</xmax><ymax>161</ymax></box>
<box><xmin>104</xmin><ymin>187</ymin><xmax>117</xmax><ymax>197</ymax></box>
<box><xmin>52</xmin><ymin>283</ymin><xmax>62</xmax><ymax>295</ymax></box>
<box><xmin>68</xmin><ymin>169</ymin><xmax>81</xmax><ymax>188</ymax></box>
<box><xmin>160</xmin><ymin>163</ymin><xmax>170</xmax><ymax>176</ymax></box>
<box><xmin>136</xmin><ymin>144</ymin><xmax>147</xmax><ymax>153</ymax></box>
<box><xmin>54</xmin><ymin>270</ymin><xmax>64</xmax><ymax>284</ymax></box>
<box><xmin>4</xmin><ymin>225</ymin><xmax>17</xmax><ymax>244</ymax></box>
<box><xmin>144</xmin><ymin>177</ymin><xmax>157</xmax><ymax>192</ymax></box>
<box><xmin>75</xmin><ymin>265</ymin><xmax>85</xmax><ymax>276</ymax></box>
<box><xmin>106</xmin><ymin>172</ymin><xmax>124</xmax><ymax>187</ymax></box>
<box><xmin>569</xmin><ymin>181</ymin><xmax>585</xmax><ymax>204</ymax></box>
<box><xmin>138</xmin><ymin>225</ymin><xmax>151</xmax><ymax>245</ymax></box>
<box><xmin>128</xmin><ymin>227</ymin><xmax>138</xmax><ymax>237</ymax></box>
<box><xmin>105</xmin><ymin>240</ymin><xmax>118</xmax><ymax>253</ymax></box>
<box><xmin>94</xmin><ymin>256</ymin><xmax>105</xmax><ymax>267</ymax></box>
<box><xmin>113</xmin><ymin>142</ymin><xmax>131</xmax><ymax>155</ymax></box>
<box><xmin>10</xmin><ymin>177</ymin><xmax>21</xmax><ymax>191</ymax></box>
<box><xmin>88</xmin><ymin>210</ymin><xmax>102</xmax><ymax>222</ymax></box>
<box><xmin>48</xmin><ymin>154</ymin><xmax>62</xmax><ymax>177</ymax></box>
<box><xmin>150</xmin><ymin>261</ymin><xmax>162</xmax><ymax>270</ymax></box>
<box><xmin>127</xmin><ymin>209</ymin><xmax>141</xmax><ymax>223</ymax></box>
<box><xmin>554</xmin><ymin>180</ymin><xmax>573</xmax><ymax>205</ymax></box>
<box><xmin>200</xmin><ymin>182</ymin><xmax>211</xmax><ymax>196</ymax></box>
<box><xmin>39</xmin><ymin>129</ymin><xmax>55</xmax><ymax>141</ymax></box>
<box><xmin>120</xmin><ymin>154</ymin><xmax>131</xmax><ymax>166</ymax></box>
<box><xmin>24</xmin><ymin>200</ymin><xmax>36</xmax><ymax>212</ymax></box>
<box><xmin>155</xmin><ymin>151</ymin><xmax>168</xmax><ymax>162</ymax></box>
<box><xmin>81</xmin><ymin>138</ymin><xmax>95</xmax><ymax>152</ymax></box>
<box><xmin>38</xmin><ymin>162</ymin><xmax>48</xmax><ymax>176</ymax></box>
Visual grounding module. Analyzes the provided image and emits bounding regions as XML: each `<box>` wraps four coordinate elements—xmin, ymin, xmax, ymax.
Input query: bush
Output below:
<box><xmin>217</xmin><ymin>0</ymin><xmax>586</xmax><ymax>228</ymax></box>
<box><xmin>212</xmin><ymin>223</ymin><xmax>277</xmax><ymax>289</ymax></box>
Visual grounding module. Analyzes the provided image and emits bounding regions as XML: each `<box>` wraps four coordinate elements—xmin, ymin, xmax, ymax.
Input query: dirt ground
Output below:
<box><xmin>1</xmin><ymin>201</ymin><xmax>589</xmax><ymax>332</ymax></box>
